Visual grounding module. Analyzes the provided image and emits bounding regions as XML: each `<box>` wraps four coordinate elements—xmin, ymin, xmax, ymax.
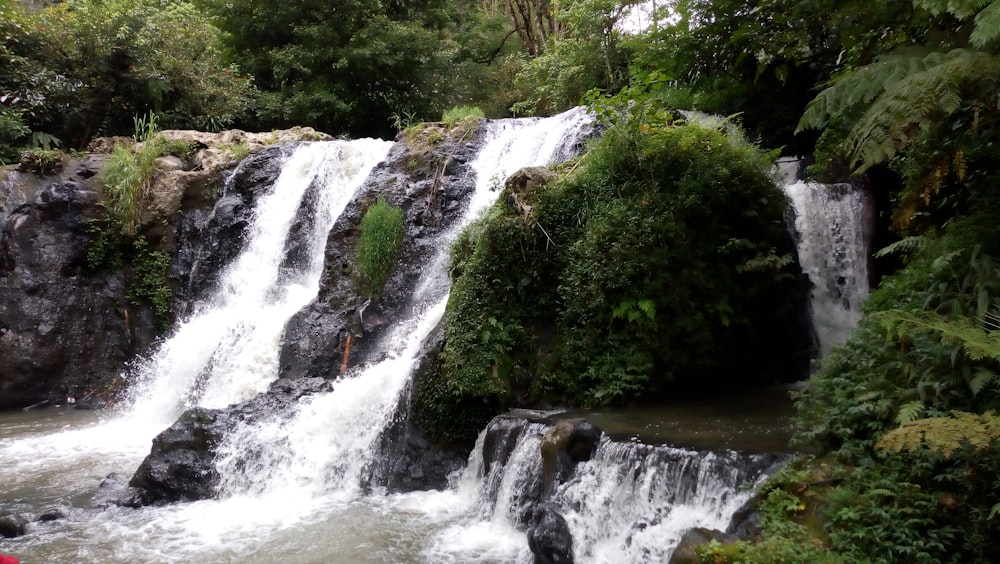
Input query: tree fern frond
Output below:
<box><xmin>874</xmin><ymin>236</ymin><xmax>929</xmax><ymax>258</ymax></box>
<box><xmin>847</xmin><ymin>49</ymin><xmax>1000</xmax><ymax>172</ymax></box>
<box><xmin>972</xmin><ymin>0</ymin><xmax>1000</xmax><ymax>47</ymax></box>
<box><xmin>897</xmin><ymin>400</ymin><xmax>926</xmax><ymax>424</ymax></box>
<box><xmin>880</xmin><ymin>310</ymin><xmax>1000</xmax><ymax>363</ymax></box>
<box><xmin>877</xmin><ymin>411</ymin><xmax>1000</xmax><ymax>458</ymax></box>
<box><xmin>970</xmin><ymin>368</ymin><xmax>997</xmax><ymax>395</ymax></box>
<box><xmin>797</xmin><ymin>51</ymin><xmax>939</xmax><ymax>133</ymax></box>
<box><xmin>914</xmin><ymin>0</ymin><xmax>993</xmax><ymax>20</ymax></box>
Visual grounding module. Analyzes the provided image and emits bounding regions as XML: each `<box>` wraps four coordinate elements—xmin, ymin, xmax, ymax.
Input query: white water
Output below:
<box><xmin>780</xmin><ymin>159</ymin><xmax>871</xmax><ymax>355</ymax></box>
<box><xmin>125</xmin><ymin>139</ymin><xmax>393</xmax><ymax>424</ymax></box>
<box><xmin>416</xmin><ymin>419</ymin><xmax>777</xmax><ymax>564</ymax></box>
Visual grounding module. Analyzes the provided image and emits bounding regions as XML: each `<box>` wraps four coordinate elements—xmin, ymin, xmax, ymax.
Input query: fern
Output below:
<box><xmin>897</xmin><ymin>399</ymin><xmax>926</xmax><ymax>425</ymax></box>
<box><xmin>798</xmin><ymin>0</ymin><xmax>1000</xmax><ymax>173</ymax></box>
<box><xmin>914</xmin><ymin>0</ymin><xmax>1000</xmax><ymax>46</ymax></box>
<box><xmin>874</xmin><ymin>236</ymin><xmax>928</xmax><ymax>259</ymax></box>
<box><xmin>881</xmin><ymin>310</ymin><xmax>1000</xmax><ymax>363</ymax></box>
<box><xmin>877</xmin><ymin>411</ymin><xmax>1000</xmax><ymax>458</ymax></box>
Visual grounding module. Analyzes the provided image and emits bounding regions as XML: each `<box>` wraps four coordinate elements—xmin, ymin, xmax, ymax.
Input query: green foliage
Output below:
<box><xmin>441</xmin><ymin>106</ymin><xmax>484</xmax><ymax>124</ymax></box>
<box><xmin>87</xmin><ymin>225</ymin><xmax>173</xmax><ymax>327</ymax></box>
<box><xmin>0</xmin><ymin>104</ymin><xmax>30</xmax><ymax>164</ymax></box>
<box><xmin>697</xmin><ymin>460</ymin><xmax>846</xmax><ymax>563</ymax></box>
<box><xmin>355</xmin><ymin>197</ymin><xmax>404</xmax><ymax>298</ymax></box>
<box><xmin>792</xmin><ymin>190</ymin><xmax>1000</xmax><ymax>562</ymax></box>
<box><xmin>797</xmin><ymin>48</ymin><xmax>1000</xmax><ymax>173</ymax></box>
<box><xmin>206</xmin><ymin>0</ymin><xmax>478</xmax><ymax>138</ymax></box>
<box><xmin>17</xmin><ymin>147</ymin><xmax>61</xmax><ymax>174</ymax></box>
<box><xmin>1</xmin><ymin>0</ymin><xmax>253</xmax><ymax>148</ymax></box>
<box><xmin>508</xmin><ymin>0</ymin><xmax>633</xmax><ymax>116</ymax></box>
<box><xmin>99</xmin><ymin>141</ymin><xmax>157</xmax><ymax>238</ymax></box>
<box><xmin>878</xmin><ymin>411</ymin><xmax>1000</xmax><ymax>458</ymax></box>
<box><xmin>422</xmin><ymin>118</ymin><xmax>799</xmax><ymax>440</ymax></box>
<box><xmin>133</xmin><ymin>111</ymin><xmax>158</xmax><ymax>143</ymax></box>
<box><xmin>221</xmin><ymin>141</ymin><xmax>250</xmax><ymax>164</ymax></box>
<box><xmin>413</xmin><ymin>352</ymin><xmax>504</xmax><ymax>445</ymax></box>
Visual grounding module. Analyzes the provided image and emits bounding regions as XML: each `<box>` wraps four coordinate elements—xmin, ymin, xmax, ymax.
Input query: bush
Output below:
<box><xmin>420</xmin><ymin>118</ymin><xmax>801</xmax><ymax>441</ymax></box>
<box><xmin>1</xmin><ymin>0</ymin><xmax>253</xmax><ymax>149</ymax></box>
<box><xmin>18</xmin><ymin>147</ymin><xmax>62</xmax><ymax>174</ymax></box>
<box><xmin>355</xmin><ymin>197</ymin><xmax>404</xmax><ymax>298</ymax></box>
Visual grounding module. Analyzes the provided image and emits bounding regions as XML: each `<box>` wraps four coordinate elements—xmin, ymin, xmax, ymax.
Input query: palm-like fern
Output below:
<box><xmin>797</xmin><ymin>0</ymin><xmax>1000</xmax><ymax>173</ymax></box>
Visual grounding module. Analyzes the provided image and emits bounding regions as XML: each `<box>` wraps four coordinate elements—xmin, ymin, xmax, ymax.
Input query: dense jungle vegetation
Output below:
<box><xmin>4</xmin><ymin>0</ymin><xmax>1000</xmax><ymax>560</ymax></box>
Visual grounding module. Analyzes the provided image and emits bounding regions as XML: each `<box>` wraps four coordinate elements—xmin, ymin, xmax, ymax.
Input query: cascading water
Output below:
<box><xmin>780</xmin><ymin>158</ymin><xmax>871</xmax><ymax>355</ymax></box>
<box><xmin>125</xmin><ymin>139</ymin><xmax>393</xmax><ymax>424</ymax></box>
<box><xmin>208</xmin><ymin>107</ymin><xmax>595</xmax><ymax>520</ymax></box>
<box><xmin>419</xmin><ymin>417</ymin><xmax>781</xmax><ymax>563</ymax></box>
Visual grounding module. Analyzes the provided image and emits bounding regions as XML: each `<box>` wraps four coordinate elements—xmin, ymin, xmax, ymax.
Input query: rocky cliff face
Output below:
<box><xmin>0</xmin><ymin>128</ymin><xmax>330</xmax><ymax>410</ymax></box>
<box><xmin>278</xmin><ymin>121</ymin><xmax>482</xmax><ymax>379</ymax></box>
<box><xmin>0</xmin><ymin>161</ymin><xmax>158</xmax><ymax>409</ymax></box>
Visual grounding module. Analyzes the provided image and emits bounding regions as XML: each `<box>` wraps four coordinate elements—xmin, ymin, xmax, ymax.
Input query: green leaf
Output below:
<box><xmin>896</xmin><ymin>400</ymin><xmax>925</xmax><ymax>425</ymax></box>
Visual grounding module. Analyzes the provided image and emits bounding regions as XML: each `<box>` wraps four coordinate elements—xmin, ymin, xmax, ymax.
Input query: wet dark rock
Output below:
<box><xmin>170</xmin><ymin>145</ymin><xmax>288</xmax><ymax>317</ymax></box>
<box><xmin>0</xmin><ymin>164</ymin><xmax>158</xmax><ymax>410</ymax></box>
<box><xmin>726</xmin><ymin>495</ymin><xmax>763</xmax><ymax>540</ymax></box>
<box><xmin>278</xmin><ymin>124</ymin><xmax>484</xmax><ymax>381</ymax></box>
<box><xmin>669</xmin><ymin>527</ymin><xmax>740</xmax><ymax>564</ymax></box>
<box><xmin>366</xmin><ymin>328</ymin><xmax>467</xmax><ymax>493</ymax></box>
<box><xmin>128</xmin><ymin>377</ymin><xmax>333</xmax><ymax>505</ymax></box>
<box><xmin>0</xmin><ymin>514</ymin><xmax>29</xmax><ymax>538</ymax></box>
<box><xmin>539</xmin><ymin>419</ymin><xmax>601</xmax><ymax>496</ymax></box>
<box><xmin>527</xmin><ymin>503</ymin><xmax>575</xmax><ymax>564</ymax></box>
<box><xmin>35</xmin><ymin>507</ymin><xmax>68</xmax><ymax>522</ymax></box>
<box><xmin>128</xmin><ymin>407</ymin><xmax>226</xmax><ymax>504</ymax></box>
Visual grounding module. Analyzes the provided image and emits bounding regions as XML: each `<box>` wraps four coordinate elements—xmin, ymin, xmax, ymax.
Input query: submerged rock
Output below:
<box><xmin>0</xmin><ymin>514</ymin><xmax>29</xmax><ymax>538</ymax></box>
<box><xmin>527</xmin><ymin>503</ymin><xmax>575</xmax><ymax>564</ymax></box>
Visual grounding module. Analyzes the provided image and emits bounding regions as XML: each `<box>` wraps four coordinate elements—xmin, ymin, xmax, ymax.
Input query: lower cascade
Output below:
<box><xmin>2</xmin><ymin>110</ymin><xmax>803</xmax><ymax>562</ymax></box>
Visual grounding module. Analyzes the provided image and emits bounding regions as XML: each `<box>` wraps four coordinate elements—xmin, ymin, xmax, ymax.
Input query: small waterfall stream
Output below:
<box><xmin>780</xmin><ymin>159</ymin><xmax>871</xmax><ymax>355</ymax></box>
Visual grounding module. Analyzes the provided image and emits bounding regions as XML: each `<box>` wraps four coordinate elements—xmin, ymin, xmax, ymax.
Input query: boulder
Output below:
<box><xmin>128</xmin><ymin>377</ymin><xmax>333</xmax><ymax>505</ymax></box>
<box><xmin>0</xmin><ymin>514</ymin><xmax>29</xmax><ymax>538</ymax></box>
<box><xmin>539</xmin><ymin>419</ymin><xmax>601</xmax><ymax>496</ymax></box>
<box><xmin>527</xmin><ymin>503</ymin><xmax>575</xmax><ymax>564</ymax></box>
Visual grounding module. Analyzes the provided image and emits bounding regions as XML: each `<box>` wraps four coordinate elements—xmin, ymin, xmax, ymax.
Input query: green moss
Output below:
<box><xmin>415</xmin><ymin>120</ymin><xmax>800</xmax><ymax>440</ymax></box>
<box><xmin>355</xmin><ymin>197</ymin><xmax>404</xmax><ymax>298</ymax></box>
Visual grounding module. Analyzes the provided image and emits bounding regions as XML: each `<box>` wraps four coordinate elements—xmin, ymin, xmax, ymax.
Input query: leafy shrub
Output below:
<box><xmin>99</xmin><ymin>140</ymin><xmax>161</xmax><ymax>237</ymax></box>
<box><xmin>0</xmin><ymin>107</ymin><xmax>30</xmax><ymax>163</ymax></box>
<box><xmin>420</xmin><ymin>118</ymin><xmax>801</xmax><ymax>441</ymax></box>
<box><xmin>1</xmin><ymin>0</ymin><xmax>253</xmax><ymax>149</ymax></box>
<box><xmin>18</xmin><ymin>147</ymin><xmax>62</xmax><ymax>174</ymax></box>
<box><xmin>355</xmin><ymin>197</ymin><xmax>404</xmax><ymax>298</ymax></box>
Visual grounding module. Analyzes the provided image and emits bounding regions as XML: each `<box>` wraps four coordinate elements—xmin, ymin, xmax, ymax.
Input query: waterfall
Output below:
<box><xmin>422</xmin><ymin>417</ymin><xmax>780</xmax><ymax>563</ymax></box>
<box><xmin>780</xmin><ymin>158</ymin><xmax>871</xmax><ymax>355</ymax></box>
<box><xmin>210</xmin><ymin>108</ymin><xmax>594</xmax><ymax>507</ymax></box>
<box><xmin>124</xmin><ymin>139</ymin><xmax>392</xmax><ymax>426</ymax></box>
